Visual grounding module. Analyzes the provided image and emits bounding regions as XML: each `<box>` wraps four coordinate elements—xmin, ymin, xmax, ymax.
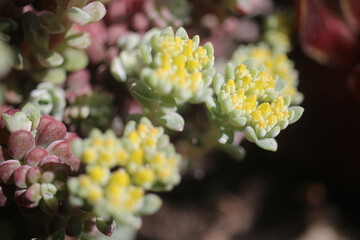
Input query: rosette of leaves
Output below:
<box><xmin>206</xmin><ymin>62</ymin><xmax>304</xmax><ymax>151</ymax></box>
<box><xmin>64</xmin><ymin>90</ymin><xmax>114</xmax><ymax>136</ymax></box>
<box><xmin>111</xmin><ymin>27</ymin><xmax>216</xmax><ymax>131</ymax></box>
<box><xmin>0</xmin><ymin>103</ymin><xmax>80</xmax><ymax>213</ymax></box>
<box><xmin>29</xmin><ymin>82</ymin><xmax>66</xmax><ymax>121</ymax></box>
<box><xmin>1</xmin><ymin>0</ymin><xmax>106</xmax><ymax>84</ymax></box>
<box><xmin>68</xmin><ymin>117</ymin><xmax>181</xmax><ymax>232</ymax></box>
<box><xmin>231</xmin><ymin>44</ymin><xmax>303</xmax><ymax>104</ymax></box>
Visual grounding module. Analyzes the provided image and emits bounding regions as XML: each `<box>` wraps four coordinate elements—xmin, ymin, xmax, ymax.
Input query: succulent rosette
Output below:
<box><xmin>111</xmin><ymin>27</ymin><xmax>216</xmax><ymax>131</ymax></box>
<box><xmin>68</xmin><ymin>117</ymin><xmax>181</xmax><ymax>227</ymax></box>
<box><xmin>206</xmin><ymin>62</ymin><xmax>304</xmax><ymax>151</ymax></box>
<box><xmin>29</xmin><ymin>82</ymin><xmax>66</xmax><ymax>121</ymax></box>
<box><xmin>0</xmin><ymin>103</ymin><xmax>80</xmax><ymax>212</ymax></box>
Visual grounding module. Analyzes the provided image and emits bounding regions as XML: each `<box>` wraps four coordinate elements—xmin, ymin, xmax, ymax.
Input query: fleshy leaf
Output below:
<box><xmin>255</xmin><ymin>138</ymin><xmax>278</xmax><ymax>151</ymax></box>
<box><xmin>139</xmin><ymin>194</ymin><xmax>162</xmax><ymax>215</ymax></box>
<box><xmin>289</xmin><ymin>106</ymin><xmax>304</xmax><ymax>124</ymax></box>
<box><xmin>158</xmin><ymin>111</ymin><xmax>185</xmax><ymax>131</ymax></box>
<box><xmin>96</xmin><ymin>218</ymin><xmax>116</xmax><ymax>237</ymax></box>
<box><xmin>82</xmin><ymin>1</ymin><xmax>107</xmax><ymax>23</ymax></box>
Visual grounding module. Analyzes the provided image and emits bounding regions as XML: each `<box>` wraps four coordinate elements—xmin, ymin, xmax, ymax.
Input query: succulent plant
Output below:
<box><xmin>0</xmin><ymin>103</ymin><xmax>80</xmax><ymax>212</ymax></box>
<box><xmin>69</xmin><ymin>117</ymin><xmax>181</xmax><ymax>227</ymax></box>
<box><xmin>206</xmin><ymin>62</ymin><xmax>304</xmax><ymax>151</ymax></box>
<box><xmin>112</xmin><ymin>27</ymin><xmax>216</xmax><ymax>131</ymax></box>
<box><xmin>1</xmin><ymin>0</ymin><xmax>106</xmax><ymax>84</ymax></box>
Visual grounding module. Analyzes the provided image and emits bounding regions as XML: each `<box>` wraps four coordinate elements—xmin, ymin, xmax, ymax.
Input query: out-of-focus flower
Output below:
<box><xmin>69</xmin><ymin>117</ymin><xmax>181</xmax><ymax>227</ymax></box>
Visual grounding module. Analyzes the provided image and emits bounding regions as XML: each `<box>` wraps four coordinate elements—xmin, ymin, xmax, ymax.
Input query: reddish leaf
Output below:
<box><xmin>8</xmin><ymin>130</ymin><xmax>35</xmax><ymax>160</ymax></box>
<box><xmin>36</xmin><ymin>116</ymin><xmax>66</xmax><ymax>147</ymax></box>
<box><xmin>297</xmin><ymin>0</ymin><xmax>360</xmax><ymax>68</ymax></box>
<box><xmin>25</xmin><ymin>147</ymin><xmax>48</xmax><ymax>167</ymax></box>
<box><xmin>0</xmin><ymin>160</ymin><xmax>21</xmax><ymax>184</ymax></box>
<box><xmin>13</xmin><ymin>165</ymin><xmax>32</xmax><ymax>189</ymax></box>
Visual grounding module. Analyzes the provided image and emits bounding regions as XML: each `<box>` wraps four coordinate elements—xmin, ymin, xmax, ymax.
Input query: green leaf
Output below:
<box><xmin>213</xmin><ymin>73</ymin><xmax>224</xmax><ymax>95</ymax></box>
<box><xmin>22</xmin><ymin>102</ymin><xmax>40</xmax><ymax>130</ymax></box>
<box><xmin>158</xmin><ymin>111</ymin><xmax>184</xmax><ymax>131</ymax></box>
<box><xmin>123</xmin><ymin>120</ymin><xmax>136</xmax><ymax>136</ymax></box>
<box><xmin>96</xmin><ymin>218</ymin><xmax>116</xmax><ymax>237</ymax></box>
<box><xmin>229</xmin><ymin>116</ymin><xmax>247</xmax><ymax>128</ymax></box>
<box><xmin>32</xmin><ymin>68</ymin><xmax>66</xmax><ymax>84</ymax></box>
<box><xmin>62</xmin><ymin>48</ymin><xmax>88</xmax><ymax>72</ymax></box>
<box><xmin>130</xmin><ymin>80</ymin><xmax>157</xmax><ymax>108</ymax></box>
<box><xmin>220</xmin><ymin>143</ymin><xmax>246</xmax><ymax>161</ymax></box>
<box><xmin>203</xmin><ymin>42</ymin><xmax>214</xmax><ymax>56</ymax></box>
<box><xmin>38</xmin><ymin>11</ymin><xmax>65</xmax><ymax>34</ymax></box>
<box><xmin>66</xmin><ymin>32</ymin><xmax>91</xmax><ymax>49</ymax></box>
<box><xmin>225</xmin><ymin>63</ymin><xmax>235</xmax><ymax>80</ymax></box>
<box><xmin>139</xmin><ymin>194</ymin><xmax>162</xmax><ymax>215</ymax></box>
<box><xmin>255</xmin><ymin>138</ymin><xmax>278</xmax><ymax>151</ymax></box>
<box><xmin>36</xmin><ymin>50</ymin><xmax>64</xmax><ymax>68</ymax></box>
<box><xmin>244</xmin><ymin>126</ymin><xmax>258</xmax><ymax>143</ymax></box>
<box><xmin>266</xmin><ymin>126</ymin><xmax>281</xmax><ymax>138</ymax></box>
<box><xmin>289</xmin><ymin>106</ymin><xmax>304</xmax><ymax>124</ymax></box>
<box><xmin>140</xmin><ymin>45</ymin><xmax>152</xmax><ymax>65</ymax></box>
<box><xmin>205</xmin><ymin>97</ymin><xmax>221</xmax><ymax>117</ymax></box>
<box><xmin>83</xmin><ymin>1</ymin><xmax>107</xmax><ymax>23</ymax></box>
<box><xmin>67</xmin><ymin>7</ymin><xmax>91</xmax><ymax>25</ymax></box>
<box><xmin>175</xmin><ymin>27</ymin><xmax>189</xmax><ymax>40</ymax></box>
<box><xmin>111</xmin><ymin>57</ymin><xmax>127</xmax><ymax>82</ymax></box>
<box><xmin>274</xmin><ymin>78</ymin><xmax>288</xmax><ymax>93</ymax></box>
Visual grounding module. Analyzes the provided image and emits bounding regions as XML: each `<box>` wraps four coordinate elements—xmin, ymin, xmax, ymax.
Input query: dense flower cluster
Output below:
<box><xmin>207</xmin><ymin>63</ymin><xmax>303</xmax><ymax>151</ymax></box>
<box><xmin>140</xmin><ymin>27</ymin><xmax>215</xmax><ymax>103</ymax></box>
<box><xmin>68</xmin><ymin>117</ymin><xmax>181</xmax><ymax>226</ymax></box>
<box><xmin>231</xmin><ymin>44</ymin><xmax>303</xmax><ymax>104</ymax></box>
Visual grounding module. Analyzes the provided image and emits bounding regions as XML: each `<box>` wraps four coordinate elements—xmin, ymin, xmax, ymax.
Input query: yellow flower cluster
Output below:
<box><xmin>142</xmin><ymin>27</ymin><xmax>215</xmax><ymax>103</ymax></box>
<box><xmin>250</xmin><ymin>96</ymin><xmax>289</xmax><ymax>134</ymax></box>
<box><xmin>68</xmin><ymin>118</ymin><xmax>181</xmax><ymax>224</ymax></box>
<box><xmin>232</xmin><ymin>44</ymin><xmax>303</xmax><ymax>104</ymax></box>
<box><xmin>216</xmin><ymin>63</ymin><xmax>292</xmax><ymax>137</ymax></box>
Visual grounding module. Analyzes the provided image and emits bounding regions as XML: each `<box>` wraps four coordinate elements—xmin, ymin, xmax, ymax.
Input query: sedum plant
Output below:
<box><xmin>0</xmin><ymin>1</ymin><xmax>305</xmax><ymax>239</ymax></box>
<box><xmin>0</xmin><ymin>103</ymin><xmax>80</xmax><ymax>212</ymax></box>
<box><xmin>69</xmin><ymin>117</ymin><xmax>181</xmax><ymax>228</ymax></box>
<box><xmin>207</xmin><ymin>62</ymin><xmax>303</xmax><ymax>151</ymax></box>
<box><xmin>112</xmin><ymin>27</ymin><xmax>215</xmax><ymax>131</ymax></box>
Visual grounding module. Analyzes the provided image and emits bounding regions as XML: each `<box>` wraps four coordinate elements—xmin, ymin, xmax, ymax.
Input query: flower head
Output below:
<box><xmin>69</xmin><ymin>117</ymin><xmax>181</xmax><ymax>225</ymax></box>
